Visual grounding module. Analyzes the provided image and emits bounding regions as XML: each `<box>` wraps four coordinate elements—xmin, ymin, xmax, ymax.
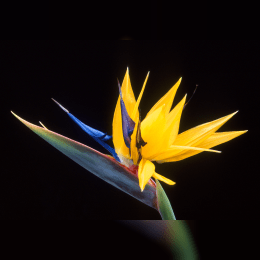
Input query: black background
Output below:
<box><xmin>1</xmin><ymin>40</ymin><xmax>258</xmax><ymax>223</ymax></box>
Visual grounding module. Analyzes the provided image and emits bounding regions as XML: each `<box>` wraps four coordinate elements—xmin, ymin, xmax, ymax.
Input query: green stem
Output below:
<box><xmin>156</xmin><ymin>179</ymin><xmax>176</xmax><ymax>220</ymax></box>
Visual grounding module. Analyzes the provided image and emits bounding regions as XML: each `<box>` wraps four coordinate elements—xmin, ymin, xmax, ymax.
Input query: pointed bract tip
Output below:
<box><xmin>11</xmin><ymin>111</ymin><xmax>22</xmax><ymax>120</ymax></box>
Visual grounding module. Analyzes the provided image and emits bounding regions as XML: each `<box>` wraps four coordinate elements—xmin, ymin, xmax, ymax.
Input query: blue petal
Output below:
<box><xmin>67</xmin><ymin>113</ymin><xmax>120</xmax><ymax>162</ymax></box>
<box><xmin>78</xmin><ymin>120</ymin><xmax>112</xmax><ymax>141</ymax></box>
<box><xmin>52</xmin><ymin>98</ymin><xmax>120</xmax><ymax>162</ymax></box>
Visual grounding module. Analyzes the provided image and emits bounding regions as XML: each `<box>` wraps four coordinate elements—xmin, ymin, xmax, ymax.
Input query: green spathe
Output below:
<box><xmin>11</xmin><ymin>111</ymin><xmax>176</xmax><ymax>219</ymax></box>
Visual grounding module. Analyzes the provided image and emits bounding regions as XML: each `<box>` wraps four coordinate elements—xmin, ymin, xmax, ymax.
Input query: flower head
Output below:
<box><xmin>11</xmin><ymin>68</ymin><xmax>248</xmax><ymax>219</ymax></box>
<box><xmin>113</xmin><ymin>68</ymin><xmax>247</xmax><ymax>191</ymax></box>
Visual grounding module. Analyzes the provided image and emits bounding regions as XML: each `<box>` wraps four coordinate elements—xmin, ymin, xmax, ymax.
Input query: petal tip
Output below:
<box><xmin>226</xmin><ymin>110</ymin><xmax>239</xmax><ymax>120</ymax></box>
<box><xmin>52</xmin><ymin>98</ymin><xmax>69</xmax><ymax>113</ymax></box>
<box><xmin>39</xmin><ymin>121</ymin><xmax>48</xmax><ymax>130</ymax></box>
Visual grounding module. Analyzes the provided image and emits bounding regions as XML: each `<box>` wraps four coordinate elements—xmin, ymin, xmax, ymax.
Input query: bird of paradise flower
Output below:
<box><xmin>11</xmin><ymin>68</ymin><xmax>247</xmax><ymax>220</ymax></box>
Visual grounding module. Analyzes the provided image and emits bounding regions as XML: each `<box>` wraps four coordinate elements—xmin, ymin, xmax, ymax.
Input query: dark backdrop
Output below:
<box><xmin>1</xmin><ymin>40</ymin><xmax>257</xmax><ymax>221</ymax></box>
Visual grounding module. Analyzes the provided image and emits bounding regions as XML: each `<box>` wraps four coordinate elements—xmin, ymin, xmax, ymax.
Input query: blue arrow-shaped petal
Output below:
<box><xmin>52</xmin><ymin>98</ymin><xmax>120</xmax><ymax>162</ymax></box>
